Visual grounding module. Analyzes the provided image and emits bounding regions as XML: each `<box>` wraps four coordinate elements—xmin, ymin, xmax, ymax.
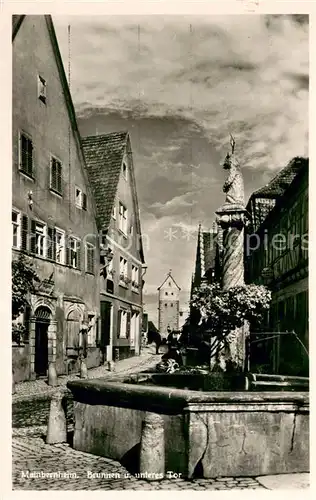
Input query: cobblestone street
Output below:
<box><xmin>12</xmin><ymin>347</ymin><xmax>160</xmax><ymax>428</ymax></box>
<box><xmin>12</xmin><ymin>346</ymin><xmax>309</xmax><ymax>491</ymax></box>
<box><xmin>12</xmin><ymin>348</ymin><xmax>266</xmax><ymax>491</ymax></box>
<box><xmin>12</xmin><ymin>436</ymin><xmax>265</xmax><ymax>490</ymax></box>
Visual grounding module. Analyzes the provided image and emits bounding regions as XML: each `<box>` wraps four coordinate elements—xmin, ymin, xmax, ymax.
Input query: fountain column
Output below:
<box><xmin>215</xmin><ymin>136</ymin><xmax>249</xmax><ymax>371</ymax></box>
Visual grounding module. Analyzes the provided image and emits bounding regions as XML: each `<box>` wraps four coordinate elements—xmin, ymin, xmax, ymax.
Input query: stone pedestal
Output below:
<box><xmin>48</xmin><ymin>362</ymin><xmax>58</xmax><ymax>386</ymax></box>
<box><xmin>140</xmin><ymin>412</ymin><xmax>165</xmax><ymax>480</ymax></box>
<box><xmin>216</xmin><ymin>203</ymin><xmax>249</xmax><ymax>370</ymax></box>
<box><xmin>46</xmin><ymin>391</ymin><xmax>67</xmax><ymax>444</ymax></box>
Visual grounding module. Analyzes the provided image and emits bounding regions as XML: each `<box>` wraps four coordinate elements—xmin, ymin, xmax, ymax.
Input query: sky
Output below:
<box><xmin>54</xmin><ymin>14</ymin><xmax>309</xmax><ymax>325</ymax></box>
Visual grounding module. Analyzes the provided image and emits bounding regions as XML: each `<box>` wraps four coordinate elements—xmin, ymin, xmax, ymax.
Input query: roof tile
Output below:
<box><xmin>81</xmin><ymin>131</ymin><xmax>128</xmax><ymax>231</ymax></box>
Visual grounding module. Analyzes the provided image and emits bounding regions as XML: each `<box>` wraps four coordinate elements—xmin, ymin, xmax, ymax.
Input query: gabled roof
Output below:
<box><xmin>81</xmin><ymin>132</ymin><xmax>128</xmax><ymax>231</ymax></box>
<box><xmin>82</xmin><ymin>132</ymin><xmax>145</xmax><ymax>264</ymax></box>
<box><xmin>249</xmin><ymin>157</ymin><xmax>307</xmax><ymax>201</ymax></box>
<box><xmin>158</xmin><ymin>272</ymin><xmax>181</xmax><ymax>291</ymax></box>
<box><xmin>12</xmin><ymin>15</ymin><xmax>98</xmax><ymax>224</ymax></box>
<box><xmin>246</xmin><ymin>157</ymin><xmax>308</xmax><ymax>232</ymax></box>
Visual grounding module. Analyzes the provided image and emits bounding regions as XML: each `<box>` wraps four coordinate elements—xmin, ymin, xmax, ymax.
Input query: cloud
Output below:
<box><xmin>53</xmin><ymin>15</ymin><xmax>308</xmax><ymax>320</ymax></box>
<box><xmin>55</xmin><ymin>14</ymin><xmax>308</xmax><ymax>172</ymax></box>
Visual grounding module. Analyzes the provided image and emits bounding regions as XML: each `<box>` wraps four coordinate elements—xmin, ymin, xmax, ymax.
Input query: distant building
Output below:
<box><xmin>158</xmin><ymin>271</ymin><xmax>181</xmax><ymax>336</ymax></box>
<box><xmin>82</xmin><ymin>132</ymin><xmax>146</xmax><ymax>362</ymax></box>
<box><xmin>179</xmin><ymin>307</ymin><xmax>190</xmax><ymax>329</ymax></box>
<box><xmin>245</xmin><ymin>157</ymin><xmax>308</xmax><ymax>376</ymax></box>
<box><xmin>191</xmin><ymin>223</ymin><xmax>221</xmax><ymax>292</ymax></box>
<box><xmin>12</xmin><ymin>15</ymin><xmax>100</xmax><ymax>381</ymax></box>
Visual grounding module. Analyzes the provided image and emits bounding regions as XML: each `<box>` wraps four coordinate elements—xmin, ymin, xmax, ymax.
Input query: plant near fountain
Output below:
<box><xmin>189</xmin><ymin>281</ymin><xmax>272</xmax><ymax>373</ymax></box>
<box><xmin>66</xmin><ymin>137</ymin><xmax>309</xmax><ymax>479</ymax></box>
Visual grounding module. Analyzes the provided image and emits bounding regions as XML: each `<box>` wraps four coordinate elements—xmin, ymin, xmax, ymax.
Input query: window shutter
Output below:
<box><xmin>82</xmin><ymin>193</ymin><xmax>87</xmax><ymax>211</ymax></box>
<box><xmin>47</xmin><ymin>227</ymin><xmax>56</xmax><ymax>260</ymax></box>
<box><xmin>91</xmin><ymin>246</ymin><xmax>95</xmax><ymax>274</ymax></box>
<box><xmin>51</xmin><ymin>158</ymin><xmax>56</xmax><ymax>189</ymax></box>
<box><xmin>57</xmin><ymin>163</ymin><xmax>62</xmax><ymax>193</ymax></box>
<box><xmin>126</xmin><ymin>312</ymin><xmax>131</xmax><ymax>339</ymax></box>
<box><xmin>77</xmin><ymin>240</ymin><xmax>81</xmax><ymax>269</ymax></box>
<box><xmin>27</xmin><ymin>138</ymin><xmax>33</xmax><ymax>176</ymax></box>
<box><xmin>66</xmin><ymin>236</ymin><xmax>71</xmax><ymax>266</ymax></box>
<box><xmin>117</xmin><ymin>310</ymin><xmax>122</xmax><ymax>338</ymax></box>
<box><xmin>21</xmin><ymin>135</ymin><xmax>27</xmax><ymax>171</ymax></box>
<box><xmin>21</xmin><ymin>215</ymin><xmax>28</xmax><ymax>251</ymax></box>
<box><xmin>30</xmin><ymin>219</ymin><xmax>36</xmax><ymax>253</ymax></box>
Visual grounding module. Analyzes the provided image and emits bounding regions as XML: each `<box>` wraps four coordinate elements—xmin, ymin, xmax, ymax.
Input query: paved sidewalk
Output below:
<box><xmin>256</xmin><ymin>473</ymin><xmax>310</xmax><ymax>489</ymax></box>
<box><xmin>12</xmin><ymin>436</ymin><xmax>266</xmax><ymax>490</ymax></box>
<box><xmin>13</xmin><ymin>345</ymin><xmax>159</xmax><ymax>402</ymax></box>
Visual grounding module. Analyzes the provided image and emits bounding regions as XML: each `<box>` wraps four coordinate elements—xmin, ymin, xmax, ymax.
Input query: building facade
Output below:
<box><xmin>82</xmin><ymin>132</ymin><xmax>146</xmax><ymax>362</ymax></box>
<box><xmin>191</xmin><ymin>223</ymin><xmax>221</xmax><ymax>292</ymax></box>
<box><xmin>12</xmin><ymin>15</ymin><xmax>100</xmax><ymax>382</ymax></box>
<box><xmin>158</xmin><ymin>272</ymin><xmax>181</xmax><ymax>336</ymax></box>
<box><xmin>245</xmin><ymin>157</ymin><xmax>308</xmax><ymax>376</ymax></box>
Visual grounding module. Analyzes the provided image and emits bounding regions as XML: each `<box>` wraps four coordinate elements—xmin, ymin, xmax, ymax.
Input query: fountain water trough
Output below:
<box><xmin>67</xmin><ymin>377</ymin><xmax>309</xmax><ymax>479</ymax></box>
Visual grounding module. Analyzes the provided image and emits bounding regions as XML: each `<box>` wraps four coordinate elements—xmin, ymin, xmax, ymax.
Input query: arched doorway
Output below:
<box><xmin>34</xmin><ymin>306</ymin><xmax>51</xmax><ymax>377</ymax></box>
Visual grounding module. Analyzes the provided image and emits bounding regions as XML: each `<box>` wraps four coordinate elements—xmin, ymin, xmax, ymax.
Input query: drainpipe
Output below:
<box><xmin>141</xmin><ymin>266</ymin><xmax>148</xmax><ymax>354</ymax></box>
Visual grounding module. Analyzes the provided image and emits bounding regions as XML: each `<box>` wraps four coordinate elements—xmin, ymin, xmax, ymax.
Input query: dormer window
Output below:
<box><xmin>75</xmin><ymin>187</ymin><xmax>87</xmax><ymax>210</ymax></box>
<box><xmin>38</xmin><ymin>75</ymin><xmax>47</xmax><ymax>104</ymax></box>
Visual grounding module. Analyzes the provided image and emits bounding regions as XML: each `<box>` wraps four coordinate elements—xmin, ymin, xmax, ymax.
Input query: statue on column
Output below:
<box><xmin>222</xmin><ymin>135</ymin><xmax>245</xmax><ymax>208</ymax></box>
<box><xmin>215</xmin><ymin>134</ymin><xmax>249</xmax><ymax>372</ymax></box>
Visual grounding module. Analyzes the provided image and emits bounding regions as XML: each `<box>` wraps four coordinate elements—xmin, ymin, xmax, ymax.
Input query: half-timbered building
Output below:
<box><xmin>245</xmin><ymin>157</ymin><xmax>308</xmax><ymax>375</ymax></box>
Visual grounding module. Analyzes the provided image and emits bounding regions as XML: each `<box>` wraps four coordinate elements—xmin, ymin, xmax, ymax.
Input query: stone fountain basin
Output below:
<box><xmin>67</xmin><ymin>378</ymin><xmax>309</xmax><ymax>479</ymax></box>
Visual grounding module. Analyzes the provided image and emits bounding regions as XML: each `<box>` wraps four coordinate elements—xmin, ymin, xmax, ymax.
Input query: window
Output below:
<box><xmin>165</xmin><ymin>292</ymin><xmax>168</xmax><ymax>296</ymax></box>
<box><xmin>132</xmin><ymin>265</ymin><xmax>139</xmax><ymax>290</ymax></box>
<box><xmin>30</xmin><ymin>220</ymin><xmax>46</xmax><ymax>257</ymax></box>
<box><xmin>118</xmin><ymin>309</ymin><xmax>129</xmax><ymax>338</ymax></box>
<box><xmin>47</xmin><ymin>227</ymin><xmax>65</xmax><ymax>263</ymax></box>
<box><xmin>12</xmin><ymin>210</ymin><xmax>21</xmax><ymax>248</ymax></box>
<box><xmin>119</xmin><ymin>202</ymin><xmax>128</xmax><ymax>234</ymax></box>
<box><xmin>75</xmin><ymin>187</ymin><xmax>87</xmax><ymax>210</ymax></box>
<box><xmin>130</xmin><ymin>312</ymin><xmax>139</xmax><ymax>347</ymax></box>
<box><xmin>38</xmin><ymin>75</ymin><xmax>47</xmax><ymax>104</ymax></box>
<box><xmin>87</xmin><ymin>314</ymin><xmax>97</xmax><ymax>346</ymax></box>
<box><xmin>119</xmin><ymin>256</ymin><xmax>128</xmax><ymax>284</ymax></box>
<box><xmin>112</xmin><ymin>203</ymin><xmax>116</xmax><ymax>219</ymax></box>
<box><xmin>50</xmin><ymin>157</ymin><xmax>62</xmax><ymax>194</ymax></box>
<box><xmin>122</xmin><ymin>162</ymin><xmax>127</xmax><ymax>180</ymax></box>
<box><xmin>19</xmin><ymin>132</ymin><xmax>33</xmax><ymax>177</ymax></box>
<box><xmin>86</xmin><ymin>242</ymin><xmax>95</xmax><ymax>274</ymax></box>
<box><xmin>67</xmin><ymin>236</ymin><xmax>81</xmax><ymax>269</ymax></box>
<box><xmin>171</xmin><ymin>304</ymin><xmax>174</xmax><ymax>307</ymax></box>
